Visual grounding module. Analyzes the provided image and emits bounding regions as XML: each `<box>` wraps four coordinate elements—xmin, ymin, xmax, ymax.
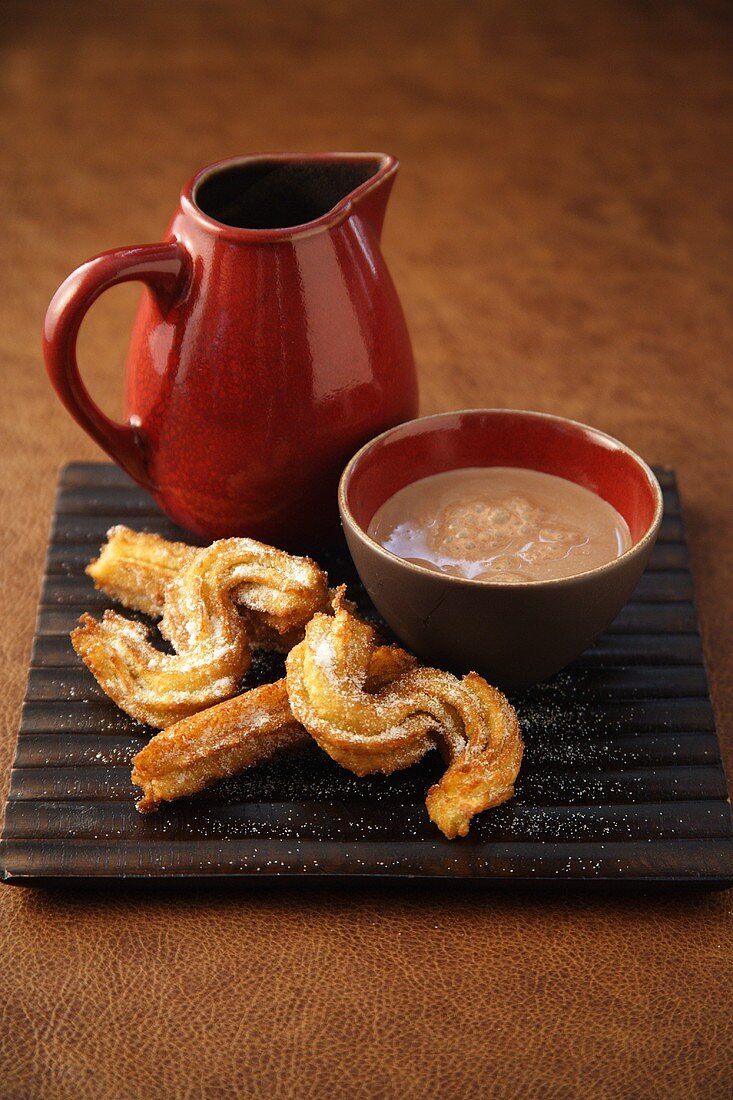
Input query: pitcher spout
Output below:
<box><xmin>341</xmin><ymin>152</ymin><xmax>398</xmax><ymax>240</ymax></box>
<box><xmin>182</xmin><ymin>152</ymin><xmax>399</xmax><ymax>242</ymax></box>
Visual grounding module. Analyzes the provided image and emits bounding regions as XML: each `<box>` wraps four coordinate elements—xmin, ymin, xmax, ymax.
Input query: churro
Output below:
<box><xmin>73</xmin><ymin>537</ymin><xmax>329</xmax><ymax>728</ymax></box>
<box><xmin>286</xmin><ymin>595</ymin><xmax>523</xmax><ymax>837</ymax></box>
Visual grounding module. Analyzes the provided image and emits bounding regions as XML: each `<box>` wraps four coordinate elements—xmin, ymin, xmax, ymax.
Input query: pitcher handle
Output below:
<box><xmin>43</xmin><ymin>240</ymin><xmax>190</xmax><ymax>492</ymax></box>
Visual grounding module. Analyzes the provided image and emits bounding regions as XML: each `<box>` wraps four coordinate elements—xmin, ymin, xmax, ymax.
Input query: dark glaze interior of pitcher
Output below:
<box><xmin>194</xmin><ymin>158</ymin><xmax>382</xmax><ymax>229</ymax></box>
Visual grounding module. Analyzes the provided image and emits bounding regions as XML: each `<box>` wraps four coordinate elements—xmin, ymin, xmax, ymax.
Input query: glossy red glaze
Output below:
<box><xmin>44</xmin><ymin>153</ymin><xmax>418</xmax><ymax>544</ymax></box>
<box><xmin>345</xmin><ymin>409</ymin><xmax>660</xmax><ymax>545</ymax></box>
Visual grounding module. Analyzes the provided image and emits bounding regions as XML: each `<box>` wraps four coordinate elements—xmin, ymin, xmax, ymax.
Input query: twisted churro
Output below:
<box><xmin>131</xmin><ymin>643</ymin><xmax>416</xmax><ymax>812</ymax></box>
<box><xmin>72</xmin><ymin>538</ymin><xmax>330</xmax><ymax>729</ymax></box>
<box><xmin>286</xmin><ymin>596</ymin><xmax>523</xmax><ymax>838</ymax></box>
<box><xmin>86</xmin><ymin>525</ymin><xmax>321</xmax><ymax>651</ymax></box>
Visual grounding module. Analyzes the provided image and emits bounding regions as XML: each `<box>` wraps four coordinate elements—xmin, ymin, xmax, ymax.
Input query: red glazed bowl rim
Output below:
<box><xmin>181</xmin><ymin>151</ymin><xmax>398</xmax><ymax>243</ymax></box>
<box><xmin>338</xmin><ymin>408</ymin><xmax>664</xmax><ymax>590</ymax></box>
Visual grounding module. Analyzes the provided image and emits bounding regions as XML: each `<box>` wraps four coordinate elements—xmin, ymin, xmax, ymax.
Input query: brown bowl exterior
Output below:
<box><xmin>342</xmin><ymin>521</ymin><xmax>654</xmax><ymax>688</ymax></box>
<box><xmin>339</xmin><ymin>410</ymin><xmax>663</xmax><ymax>689</ymax></box>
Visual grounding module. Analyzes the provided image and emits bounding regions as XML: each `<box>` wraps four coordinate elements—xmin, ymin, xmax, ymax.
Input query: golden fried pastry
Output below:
<box><xmin>72</xmin><ymin>538</ymin><xmax>330</xmax><ymax>729</ymax></box>
<box><xmin>87</xmin><ymin>525</ymin><xmax>196</xmax><ymax>618</ymax></box>
<box><xmin>285</xmin><ymin>596</ymin><xmax>523</xmax><ymax>838</ymax></box>
<box><xmin>132</xmin><ymin>680</ymin><xmax>309</xmax><ymax>811</ymax></box>
<box><xmin>131</xmin><ymin>643</ymin><xmax>416</xmax><ymax>812</ymax></box>
<box><xmin>87</xmin><ymin>524</ymin><xmax>330</xmax><ymax>652</ymax></box>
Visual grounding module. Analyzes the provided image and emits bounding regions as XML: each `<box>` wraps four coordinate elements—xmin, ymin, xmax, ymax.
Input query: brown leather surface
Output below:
<box><xmin>1</xmin><ymin>1</ymin><xmax>732</xmax><ymax>1097</ymax></box>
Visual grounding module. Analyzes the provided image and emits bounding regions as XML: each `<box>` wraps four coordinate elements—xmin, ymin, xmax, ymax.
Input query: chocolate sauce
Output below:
<box><xmin>367</xmin><ymin>467</ymin><xmax>632</xmax><ymax>583</ymax></box>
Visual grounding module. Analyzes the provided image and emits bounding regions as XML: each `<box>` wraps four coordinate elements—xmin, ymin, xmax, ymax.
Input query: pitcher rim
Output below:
<box><xmin>181</xmin><ymin>152</ymin><xmax>398</xmax><ymax>242</ymax></box>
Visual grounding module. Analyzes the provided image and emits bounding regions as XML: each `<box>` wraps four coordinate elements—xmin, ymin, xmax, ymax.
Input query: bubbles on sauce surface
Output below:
<box><xmin>367</xmin><ymin>467</ymin><xmax>632</xmax><ymax>583</ymax></box>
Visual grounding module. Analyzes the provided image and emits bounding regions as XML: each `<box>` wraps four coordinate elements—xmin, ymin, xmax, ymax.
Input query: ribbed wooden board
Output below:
<box><xmin>2</xmin><ymin>463</ymin><xmax>732</xmax><ymax>884</ymax></box>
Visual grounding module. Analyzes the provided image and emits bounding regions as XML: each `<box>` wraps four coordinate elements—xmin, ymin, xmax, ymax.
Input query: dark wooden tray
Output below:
<box><xmin>2</xmin><ymin>463</ymin><xmax>732</xmax><ymax>884</ymax></box>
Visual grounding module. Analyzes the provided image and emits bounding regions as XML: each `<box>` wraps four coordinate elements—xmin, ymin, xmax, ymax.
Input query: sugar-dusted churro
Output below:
<box><xmin>73</xmin><ymin>537</ymin><xmax>330</xmax><ymax>728</ymax></box>
<box><xmin>86</xmin><ymin>524</ymin><xmax>336</xmax><ymax>652</ymax></box>
<box><xmin>286</xmin><ymin>595</ymin><xmax>523</xmax><ymax>838</ymax></box>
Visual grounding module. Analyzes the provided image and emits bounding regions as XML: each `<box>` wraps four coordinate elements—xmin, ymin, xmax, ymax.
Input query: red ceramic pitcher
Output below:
<box><xmin>44</xmin><ymin>153</ymin><xmax>418</xmax><ymax>544</ymax></box>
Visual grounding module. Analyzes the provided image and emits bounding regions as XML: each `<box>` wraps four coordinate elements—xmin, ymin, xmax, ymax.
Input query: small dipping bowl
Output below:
<box><xmin>338</xmin><ymin>409</ymin><xmax>663</xmax><ymax>689</ymax></box>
